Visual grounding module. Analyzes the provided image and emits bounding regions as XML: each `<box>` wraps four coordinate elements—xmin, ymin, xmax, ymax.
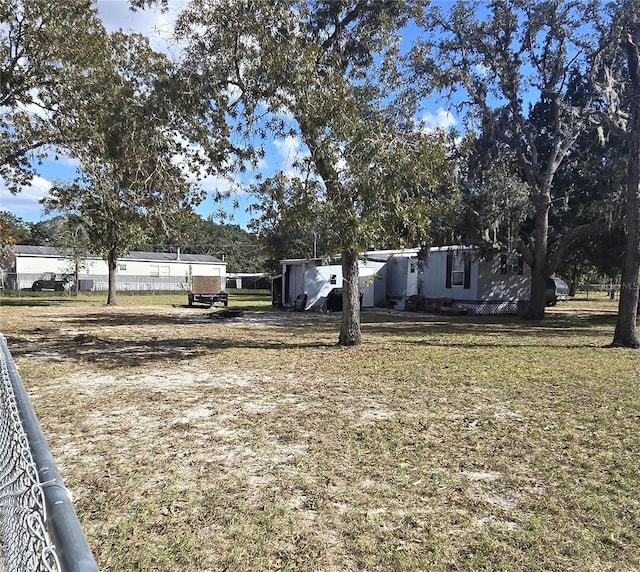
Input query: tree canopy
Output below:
<box><xmin>0</xmin><ymin>0</ymin><xmax>106</xmax><ymax>191</ymax></box>
<box><xmin>413</xmin><ymin>0</ymin><xmax>613</xmax><ymax>319</ymax></box>
<box><xmin>138</xmin><ymin>0</ymin><xmax>459</xmax><ymax>345</ymax></box>
<box><xmin>44</xmin><ymin>30</ymin><xmax>224</xmax><ymax>305</ymax></box>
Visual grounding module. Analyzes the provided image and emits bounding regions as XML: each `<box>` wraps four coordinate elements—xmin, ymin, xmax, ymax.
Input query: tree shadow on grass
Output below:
<box><xmin>5</xmin><ymin>332</ymin><xmax>340</xmax><ymax>369</ymax></box>
<box><xmin>361</xmin><ymin>311</ymin><xmax>619</xmax><ymax>349</ymax></box>
<box><xmin>3</xmin><ymin>308</ymin><xmax>623</xmax><ymax>369</ymax></box>
<box><xmin>0</xmin><ymin>298</ymin><xmax>81</xmax><ymax>307</ymax></box>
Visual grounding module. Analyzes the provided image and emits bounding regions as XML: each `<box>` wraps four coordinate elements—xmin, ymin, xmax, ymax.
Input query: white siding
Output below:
<box><xmin>422</xmin><ymin>247</ymin><xmax>530</xmax><ymax>303</ymax></box>
<box><xmin>304</xmin><ymin>264</ymin><xmax>340</xmax><ymax>308</ymax></box>
<box><xmin>15</xmin><ymin>255</ymin><xmax>103</xmax><ymax>275</ymax></box>
<box><xmin>386</xmin><ymin>256</ymin><xmax>420</xmax><ymax>298</ymax></box>
<box><xmin>15</xmin><ymin>255</ymin><xmax>224</xmax><ymax>279</ymax></box>
<box><xmin>477</xmin><ymin>254</ymin><xmax>530</xmax><ymax>302</ymax></box>
<box><xmin>284</xmin><ymin>259</ymin><xmax>385</xmax><ymax>309</ymax></box>
<box><xmin>421</xmin><ymin>248</ymin><xmax>472</xmax><ymax>300</ymax></box>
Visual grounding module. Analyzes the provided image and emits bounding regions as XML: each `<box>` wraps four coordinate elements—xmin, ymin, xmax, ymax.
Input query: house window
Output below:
<box><xmin>500</xmin><ymin>254</ymin><xmax>507</xmax><ymax>275</ymax></box>
<box><xmin>330</xmin><ymin>274</ymin><xmax>337</xmax><ymax>285</ymax></box>
<box><xmin>500</xmin><ymin>254</ymin><xmax>524</xmax><ymax>275</ymax></box>
<box><xmin>119</xmin><ymin>264</ymin><xmax>127</xmax><ymax>272</ymax></box>
<box><xmin>515</xmin><ymin>255</ymin><xmax>524</xmax><ymax>275</ymax></box>
<box><xmin>451</xmin><ymin>258</ymin><xmax>465</xmax><ymax>286</ymax></box>
<box><xmin>150</xmin><ymin>265</ymin><xmax>170</xmax><ymax>277</ymax></box>
<box><xmin>410</xmin><ymin>263</ymin><xmax>416</xmax><ymax>273</ymax></box>
<box><xmin>446</xmin><ymin>253</ymin><xmax>471</xmax><ymax>289</ymax></box>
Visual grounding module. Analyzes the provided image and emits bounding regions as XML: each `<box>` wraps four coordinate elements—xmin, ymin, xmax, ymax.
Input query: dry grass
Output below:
<box><xmin>1</xmin><ymin>293</ymin><xmax>639</xmax><ymax>571</ymax></box>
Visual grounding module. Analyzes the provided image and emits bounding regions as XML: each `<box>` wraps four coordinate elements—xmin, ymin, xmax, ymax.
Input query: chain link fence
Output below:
<box><xmin>0</xmin><ymin>336</ymin><xmax>98</xmax><ymax>572</ymax></box>
<box><xmin>1</xmin><ymin>272</ymin><xmax>192</xmax><ymax>294</ymax></box>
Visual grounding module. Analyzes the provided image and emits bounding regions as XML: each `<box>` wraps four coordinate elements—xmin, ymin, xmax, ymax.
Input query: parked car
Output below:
<box><xmin>31</xmin><ymin>272</ymin><xmax>72</xmax><ymax>292</ymax></box>
<box><xmin>546</xmin><ymin>276</ymin><xmax>570</xmax><ymax>306</ymax></box>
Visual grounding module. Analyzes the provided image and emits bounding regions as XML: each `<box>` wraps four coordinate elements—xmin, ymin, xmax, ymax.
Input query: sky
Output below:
<box><xmin>0</xmin><ymin>1</ymin><xmax>457</xmax><ymax>230</ymax></box>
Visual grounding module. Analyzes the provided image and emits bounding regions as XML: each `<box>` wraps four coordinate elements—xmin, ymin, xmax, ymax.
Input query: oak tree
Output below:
<box><xmin>45</xmin><ymin>31</ymin><xmax>221</xmax><ymax>305</ymax></box>
<box><xmin>137</xmin><ymin>0</ymin><xmax>458</xmax><ymax>345</ymax></box>
<box><xmin>413</xmin><ymin>0</ymin><xmax>609</xmax><ymax>319</ymax></box>
<box><xmin>1</xmin><ymin>0</ymin><xmax>106</xmax><ymax>191</ymax></box>
<box><xmin>599</xmin><ymin>5</ymin><xmax>640</xmax><ymax>348</ymax></box>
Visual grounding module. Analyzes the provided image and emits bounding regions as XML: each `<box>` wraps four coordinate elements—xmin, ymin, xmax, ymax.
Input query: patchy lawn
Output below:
<box><xmin>1</xmin><ymin>294</ymin><xmax>638</xmax><ymax>571</ymax></box>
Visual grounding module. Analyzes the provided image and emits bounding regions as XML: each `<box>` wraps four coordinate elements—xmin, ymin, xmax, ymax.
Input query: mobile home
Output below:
<box><xmin>1</xmin><ymin>245</ymin><xmax>227</xmax><ymax>293</ymax></box>
<box><xmin>278</xmin><ymin>246</ymin><xmax>530</xmax><ymax>314</ymax></box>
<box><xmin>421</xmin><ymin>246</ymin><xmax>530</xmax><ymax>314</ymax></box>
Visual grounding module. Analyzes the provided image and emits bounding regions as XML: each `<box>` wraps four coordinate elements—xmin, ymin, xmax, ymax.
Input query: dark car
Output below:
<box><xmin>546</xmin><ymin>276</ymin><xmax>570</xmax><ymax>306</ymax></box>
<box><xmin>31</xmin><ymin>272</ymin><xmax>72</xmax><ymax>292</ymax></box>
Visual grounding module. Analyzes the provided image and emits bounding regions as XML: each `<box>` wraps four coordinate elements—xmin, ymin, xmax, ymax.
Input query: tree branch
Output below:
<box><xmin>1</xmin><ymin>140</ymin><xmax>49</xmax><ymax>165</ymax></box>
<box><xmin>546</xmin><ymin>221</ymin><xmax>608</xmax><ymax>275</ymax></box>
<box><xmin>319</xmin><ymin>1</ymin><xmax>366</xmax><ymax>54</ymax></box>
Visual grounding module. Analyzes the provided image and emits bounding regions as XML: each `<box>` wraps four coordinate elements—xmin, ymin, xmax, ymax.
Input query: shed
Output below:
<box><xmin>226</xmin><ymin>273</ymin><xmax>271</xmax><ymax>290</ymax></box>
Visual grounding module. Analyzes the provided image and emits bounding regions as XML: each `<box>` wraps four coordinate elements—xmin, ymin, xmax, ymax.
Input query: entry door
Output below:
<box><xmin>406</xmin><ymin>260</ymin><xmax>419</xmax><ymax>296</ymax></box>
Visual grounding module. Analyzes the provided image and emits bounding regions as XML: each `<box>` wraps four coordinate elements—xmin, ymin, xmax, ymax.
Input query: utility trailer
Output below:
<box><xmin>188</xmin><ymin>275</ymin><xmax>228</xmax><ymax>307</ymax></box>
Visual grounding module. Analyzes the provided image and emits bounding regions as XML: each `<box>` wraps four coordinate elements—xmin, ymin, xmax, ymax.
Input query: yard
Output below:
<box><xmin>1</xmin><ymin>293</ymin><xmax>638</xmax><ymax>571</ymax></box>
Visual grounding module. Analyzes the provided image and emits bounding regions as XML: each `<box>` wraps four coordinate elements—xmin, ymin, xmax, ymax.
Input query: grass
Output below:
<box><xmin>0</xmin><ymin>290</ymin><xmax>272</xmax><ymax>309</ymax></box>
<box><xmin>1</xmin><ymin>293</ymin><xmax>638</xmax><ymax>571</ymax></box>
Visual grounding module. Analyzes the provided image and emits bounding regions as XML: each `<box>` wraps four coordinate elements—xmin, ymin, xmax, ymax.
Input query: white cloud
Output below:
<box><xmin>199</xmin><ymin>172</ymin><xmax>243</xmax><ymax>196</ymax></box>
<box><xmin>419</xmin><ymin>108</ymin><xmax>458</xmax><ymax>132</ymax></box>
<box><xmin>41</xmin><ymin>147</ymin><xmax>81</xmax><ymax>169</ymax></box>
<box><xmin>273</xmin><ymin>135</ymin><xmax>301</xmax><ymax>170</ymax></box>
<box><xmin>96</xmin><ymin>0</ymin><xmax>186</xmax><ymax>57</ymax></box>
<box><xmin>0</xmin><ymin>175</ymin><xmax>53</xmax><ymax>221</ymax></box>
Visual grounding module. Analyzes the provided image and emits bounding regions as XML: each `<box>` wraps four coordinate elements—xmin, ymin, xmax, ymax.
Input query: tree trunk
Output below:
<box><xmin>73</xmin><ymin>260</ymin><xmax>80</xmax><ymax>297</ymax></box>
<box><xmin>338</xmin><ymin>250</ymin><xmax>361</xmax><ymax>346</ymax></box>
<box><xmin>524</xmin><ymin>192</ymin><xmax>552</xmax><ymax>320</ymax></box>
<box><xmin>612</xmin><ymin>32</ymin><xmax>640</xmax><ymax>348</ymax></box>
<box><xmin>527</xmin><ymin>267</ymin><xmax>548</xmax><ymax>320</ymax></box>
<box><xmin>106</xmin><ymin>251</ymin><xmax>118</xmax><ymax>306</ymax></box>
<box><xmin>613</xmin><ymin>261</ymin><xmax>640</xmax><ymax>347</ymax></box>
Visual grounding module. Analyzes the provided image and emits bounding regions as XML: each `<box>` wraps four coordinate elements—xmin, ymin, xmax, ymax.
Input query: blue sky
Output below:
<box><xmin>0</xmin><ymin>1</ymin><xmax>458</xmax><ymax>230</ymax></box>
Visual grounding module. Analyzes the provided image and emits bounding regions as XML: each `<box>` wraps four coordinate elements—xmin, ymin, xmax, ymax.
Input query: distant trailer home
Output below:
<box><xmin>421</xmin><ymin>246</ymin><xmax>531</xmax><ymax>314</ymax></box>
<box><xmin>1</xmin><ymin>245</ymin><xmax>227</xmax><ymax>293</ymax></box>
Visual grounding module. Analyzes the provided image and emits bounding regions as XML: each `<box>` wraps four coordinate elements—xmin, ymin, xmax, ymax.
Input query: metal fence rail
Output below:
<box><xmin>0</xmin><ymin>335</ymin><xmax>98</xmax><ymax>572</ymax></box>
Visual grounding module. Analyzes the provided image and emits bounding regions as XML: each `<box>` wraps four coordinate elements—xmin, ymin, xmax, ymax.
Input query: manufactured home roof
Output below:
<box><xmin>426</xmin><ymin>245</ymin><xmax>479</xmax><ymax>252</ymax></box>
<box><xmin>281</xmin><ymin>249</ymin><xmax>422</xmax><ymax>266</ymax></box>
<box><xmin>11</xmin><ymin>245</ymin><xmax>226</xmax><ymax>264</ymax></box>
